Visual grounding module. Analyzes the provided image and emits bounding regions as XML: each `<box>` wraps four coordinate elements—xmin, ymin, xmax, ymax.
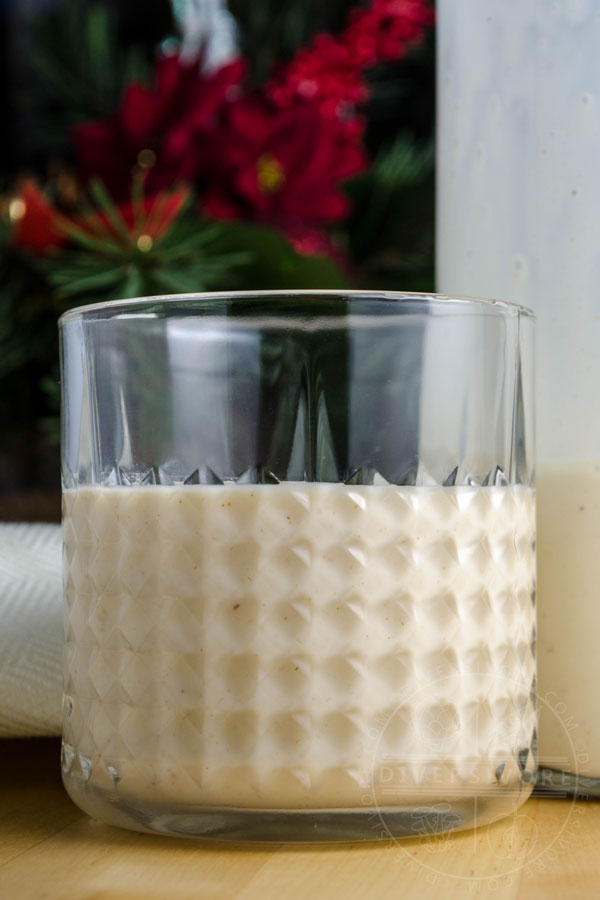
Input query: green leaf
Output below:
<box><xmin>210</xmin><ymin>222</ymin><xmax>350</xmax><ymax>290</ymax></box>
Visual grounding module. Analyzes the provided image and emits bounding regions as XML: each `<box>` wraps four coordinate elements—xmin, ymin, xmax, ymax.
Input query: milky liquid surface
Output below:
<box><xmin>62</xmin><ymin>483</ymin><xmax>536</xmax><ymax>809</ymax></box>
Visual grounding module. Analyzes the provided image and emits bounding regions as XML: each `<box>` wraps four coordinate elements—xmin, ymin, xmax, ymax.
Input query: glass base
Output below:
<box><xmin>534</xmin><ymin>767</ymin><xmax>600</xmax><ymax>800</ymax></box>
<box><xmin>64</xmin><ymin>779</ymin><xmax>534</xmax><ymax>842</ymax></box>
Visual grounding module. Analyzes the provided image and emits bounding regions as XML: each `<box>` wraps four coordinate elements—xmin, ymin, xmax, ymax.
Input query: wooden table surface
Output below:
<box><xmin>1</xmin><ymin>739</ymin><xmax>598</xmax><ymax>900</ymax></box>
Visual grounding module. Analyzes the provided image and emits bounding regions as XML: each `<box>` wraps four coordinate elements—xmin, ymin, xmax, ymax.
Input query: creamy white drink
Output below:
<box><xmin>62</xmin><ymin>483</ymin><xmax>536</xmax><ymax>814</ymax></box>
<box><xmin>536</xmin><ymin>462</ymin><xmax>600</xmax><ymax>777</ymax></box>
<box><xmin>437</xmin><ymin>2</ymin><xmax>600</xmax><ymax>780</ymax></box>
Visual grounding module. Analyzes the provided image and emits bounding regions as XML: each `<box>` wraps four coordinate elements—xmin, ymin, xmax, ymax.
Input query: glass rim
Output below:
<box><xmin>58</xmin><ymin>290</ymin><xmax>535</xmax><ymax>325</ymax></box>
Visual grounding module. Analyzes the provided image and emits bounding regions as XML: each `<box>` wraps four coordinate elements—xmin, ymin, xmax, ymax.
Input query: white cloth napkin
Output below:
<box><xmin>0</xmin><ymin>523</ymin><xmax>62</xmax><ymax>737</ymax></box>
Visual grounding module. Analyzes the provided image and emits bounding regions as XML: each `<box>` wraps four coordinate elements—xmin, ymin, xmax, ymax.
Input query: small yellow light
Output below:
<box><xmin>137</xmin><ymin>234</ymin><xmax>153</xmax><ymax>252</ymax></box>
<box><xmin>137</xmin><ymin>148</ymin><xmax>157</xmax><ymax>169</ymax></box>
<box><xmin>256</xmin><ymin>153</ymin><xmax>285</xmax><ymax>194</ymax></box>
<box><xmin>9</xmin><ymin>198</ymin><xmax>26</xmax><ymax>222</ymax></box>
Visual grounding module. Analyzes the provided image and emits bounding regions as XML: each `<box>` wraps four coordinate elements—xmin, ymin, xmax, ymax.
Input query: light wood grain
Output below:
<box><xmin>1</xmin><ymin>740</ymin><xmax>599</xmax><ymax>899</ymax></box>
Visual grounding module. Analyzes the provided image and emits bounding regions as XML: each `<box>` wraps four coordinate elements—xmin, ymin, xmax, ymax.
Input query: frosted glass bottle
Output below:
<box><xmin>437</xmin><ymin>0</ymin><xmax>600</xmax><ymax>789</ymax></box>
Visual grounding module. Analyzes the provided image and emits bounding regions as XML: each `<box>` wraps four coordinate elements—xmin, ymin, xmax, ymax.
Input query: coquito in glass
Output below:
<box><xmin>60</xmin><ymin>292</ymin><xmax>536</xmax><ymax>840</ymax></box>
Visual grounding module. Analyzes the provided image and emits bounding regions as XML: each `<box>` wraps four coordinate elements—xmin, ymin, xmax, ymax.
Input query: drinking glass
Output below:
<box><xmin>60</xmin><ymin>291</ymin><xmax>536</xmax><ymax>841</ymax></box>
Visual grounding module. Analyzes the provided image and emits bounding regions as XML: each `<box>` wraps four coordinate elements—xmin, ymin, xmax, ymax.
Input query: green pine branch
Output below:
<box><xmin>345</xmin><ymin>134</ymin><xmax>434</xmax><ymax>266</ymax></box>
<box><xmin>39</xmin><ymin>233</ymin><xmax>251</xmax><ymax>307</ymax></box>
<box><xmin>19</xmin><ymin>180</ymin><xmax>249</xmax><ymax>304</ymax></box>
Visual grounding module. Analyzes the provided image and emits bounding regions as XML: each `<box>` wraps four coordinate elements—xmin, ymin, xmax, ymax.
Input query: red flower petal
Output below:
<box><xmin>10</xmin><ymin>181</ymin><xmax>66</xmax><ymax>254</ymax></box>
<box><xmin>121</xmin><ymin>83</ymin><xmax>159</xmax><ymax>145</ymax></box>
<box><xmin>198</xmin><ymin>96</ymin><xmax>366</xmax><ymax>228</ymax></box>
<box><xmin>74</xmin><ymin>54</ymin><xmax>245</xmax><ymax>199</ymax></box>
<box><xmin>266</xmin><ymin>0</ymin><xmax>433</xmax><ymax>135</ymax></box>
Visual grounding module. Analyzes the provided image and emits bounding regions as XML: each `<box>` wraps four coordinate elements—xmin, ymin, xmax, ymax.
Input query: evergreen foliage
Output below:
<box><xmin>0</xmin><ymin>0</ymin><xmax>434</xmax><ymax>476</ymax></box>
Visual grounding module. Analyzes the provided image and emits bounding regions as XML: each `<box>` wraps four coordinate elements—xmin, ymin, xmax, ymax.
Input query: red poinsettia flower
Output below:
<box><xmin>199</xmin><ymin>96</ymin><xmax>367</xmax><ymax>229</ymax></box>
<box><xmin>268</xmin><ymin>34</ymin><xmax>368</xmax><ymax>135</ymax></box>
<box><xmin>10</xmin><ymin>181</ymin><xmax>67</xmax><ymax>254</ymax></box>
<box><xmin>74</xmin><ymin>53</ymin><xmax>244</xmax><ymax>200</ymax></box>
<box><xmin>268</xmin><ymin>0</ymin><xmax>433</xmax><ymax>136</ymax></box>
<box><xmin>344</xmin><ymin>0</ymin><xmax>434</xmax><ymax>66</ymax></box>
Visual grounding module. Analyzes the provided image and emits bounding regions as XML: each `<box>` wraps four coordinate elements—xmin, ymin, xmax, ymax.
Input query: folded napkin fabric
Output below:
<box><xmin>0</xmin><ymin>523</ymin><xmax>63</xmax><ymax>737</ymax></box>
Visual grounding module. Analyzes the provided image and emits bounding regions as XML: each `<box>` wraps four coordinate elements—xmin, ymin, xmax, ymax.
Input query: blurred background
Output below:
<box><xmin>0</xmin><ymin>0</ymin><xmax>435</xmax><ymax>521</ymax></box>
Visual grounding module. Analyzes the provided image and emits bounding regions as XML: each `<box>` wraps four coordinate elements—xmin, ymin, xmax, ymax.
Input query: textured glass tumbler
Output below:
<box><xmin>60</xmin><ymin>292</ymin><xmax>536</xmax><ymax>842</ymax></box>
